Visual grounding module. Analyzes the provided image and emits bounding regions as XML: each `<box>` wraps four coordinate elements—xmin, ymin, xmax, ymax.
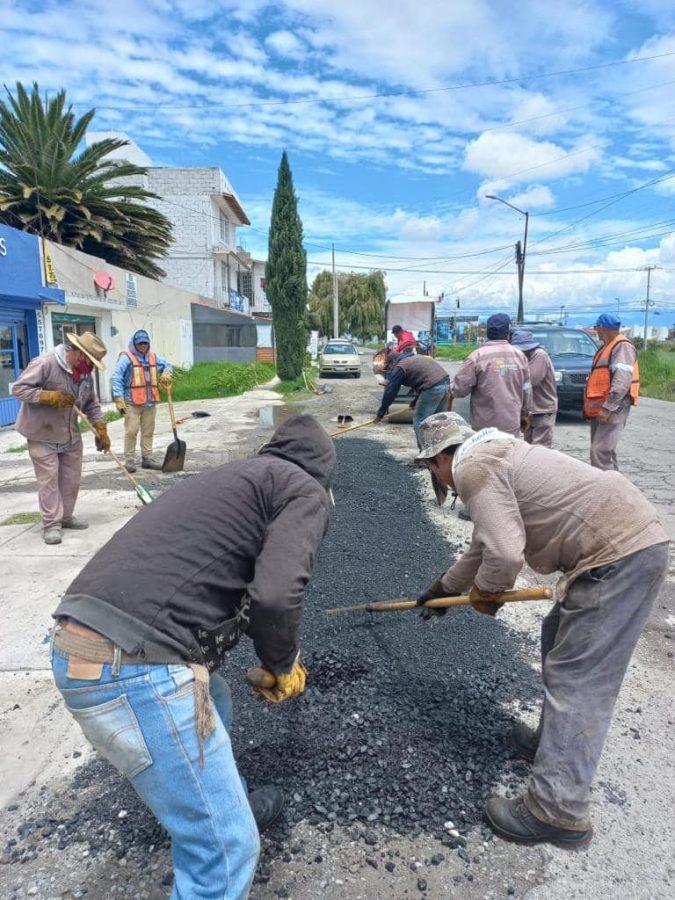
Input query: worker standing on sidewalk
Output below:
<box><xmin>584</xmin><ymin>313</ymin><xmax>639</xmax><ymax>471</ymax></box>
<box><xmin>374</xmin><ymin>352</ymin><xmax>449</xmax><ymax>445</ymax></box>
<box><xmin>448</xmin><ymin>313</ymin><xmax>531</xmax><ymax>436</ymax></box>
<box><xmin>11</xmin><ymin>332</ymin><xmax>110</xmax><ymax>545</ymax></box>
<box><xmin>112</xmin><ymin>329</ymin><xmax>173</xmax><ymax>473</ymax></box>
<box><xmin>414</xmin><ymin>412</ymin><xmax>668</xmax><ymax>848</ymax></box>
<box><xmin>511</xmin><ymin>330</ymin><xmax>558</xmax><ymax>447</ymax></box>
<box><xmin>50</xmin><ymin>415</ymin><xmax>336</xmax><ymax>899</ymax></box>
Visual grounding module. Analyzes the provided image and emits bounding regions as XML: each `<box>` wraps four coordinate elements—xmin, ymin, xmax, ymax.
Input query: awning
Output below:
<box><xmin>0</xmin><ymin>286</ymin><xmax>65</xmax><ymax>309</ymax></box>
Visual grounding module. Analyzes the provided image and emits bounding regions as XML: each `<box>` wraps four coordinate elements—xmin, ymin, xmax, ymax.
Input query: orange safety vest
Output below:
<box><xmin>583</xmin><ymin>335</ymin><xmax>639</xmax><ymax>418</ymax></box>
<box><xmin>121</xmin><ymin>349</ymin><xmax>160</xmax><ymax>405</ymax></box>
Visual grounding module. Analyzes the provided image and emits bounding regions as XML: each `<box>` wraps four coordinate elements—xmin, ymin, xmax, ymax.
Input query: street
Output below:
<box><xmin>1</xmin><ymin>353</ymin><xmax>673</xmax><ymax>900</ymax></box>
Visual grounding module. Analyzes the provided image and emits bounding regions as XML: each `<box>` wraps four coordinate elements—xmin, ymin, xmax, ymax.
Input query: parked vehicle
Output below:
<box><xmin>318</xmin><ymin>340</ymin><xmax>361</xmax><ymax>378</ymax></box>
<box><xmin>524</xmin><ymin>324</ymin><xmax>599</xmax><ymax>412</ymax></box>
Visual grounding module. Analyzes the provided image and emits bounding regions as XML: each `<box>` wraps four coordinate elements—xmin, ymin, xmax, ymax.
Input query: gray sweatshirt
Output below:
<box><xmin>528</xmin><ymin>347</ymin><xmax>558</xmax><ymax>415</ymax></box>
<box><xmin>451</xmin><ymin>340</ymin><xmax>532</xmax><ymax>434</ymax></box>
<box><xmin>12</xmin><ymin>346</ymin><xmax>102</xmax><ymax>444</ymax></box>
<box><xmin>441</xmin><ymin>439</ymin><xmax>667</xmax><ymax>597</ymax></box>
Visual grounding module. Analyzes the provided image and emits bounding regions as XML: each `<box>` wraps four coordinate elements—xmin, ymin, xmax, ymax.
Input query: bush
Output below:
<box><xmin>170</xmin><ymin>362</ymin><xmax>276</xmax><ymax>402</ymax></box>
<box><xmin>638</xmin><ymin>349</ymin><xmax>675</xmax><ymax>401</ymax></box>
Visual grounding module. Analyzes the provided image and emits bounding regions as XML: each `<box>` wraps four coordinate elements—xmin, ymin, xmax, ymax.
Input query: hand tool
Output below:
<box><xmin>73</xmin><ymin>406</ymin><xmax>154</xmax><ymax>505</ymax></box>
<box><xmin>161</xmin><ymin>385</ymin><xmax>187</xmax><ymax>473</ymax></box>
<box><xmin>325</xmin><ymin>586</ymin><xmax>553</xmax><ymax>616</ymax></box>
<box><xmin>328</xmin><ymin>416</ymin><xmax>389</xmax><ymax>438</ymax></box>
<box><xmin>174</xmin><ymin>411</ymin><xmax>211</xmax><ymax>425</ymax></box>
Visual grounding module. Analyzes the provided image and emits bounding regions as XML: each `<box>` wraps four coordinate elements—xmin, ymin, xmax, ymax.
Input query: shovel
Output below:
<box><xmin>73</xmin><ymin>406</ymin><xmax>154</xmax><ymax>505</ymax></box>
<box><xmin>325</xmin><ymin>586</ymin><xmax>553</xmax><ymax>616</ymax></box>
<box><xmin>328</xmin><ymin>416</ymin><xmax>393</xmax><ymax>438</ymax></box>
<box><xmin>161</xmin><ymin>386</ymin><xmax>187</xmax><ymax>473</ymax></box>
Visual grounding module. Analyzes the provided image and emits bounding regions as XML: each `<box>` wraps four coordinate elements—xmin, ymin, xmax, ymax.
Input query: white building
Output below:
<box><xmin>87</xmin><ymin>134</ymin><xmax>252</xmax><ymax>310</ymax></box>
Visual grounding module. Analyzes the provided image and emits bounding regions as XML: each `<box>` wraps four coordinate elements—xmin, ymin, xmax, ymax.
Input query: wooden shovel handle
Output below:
<box><xmin>164</xmin><ymin>386</ymin><xmax>178</xmax><ymax>431</ymax></box>
<box><xmin>370</xmin><ymin>586</ymin><xmax>553</xmax><ymax>613</ymax></box>
<box><xmin>73</xmin><ymin>405</ymin><xmax>144</xmax><ymax>492</ymax></box>
<box><xmin>329</xmin><ymin>418</ymin><xmax>382</xmax><ymax>438</ymax></box>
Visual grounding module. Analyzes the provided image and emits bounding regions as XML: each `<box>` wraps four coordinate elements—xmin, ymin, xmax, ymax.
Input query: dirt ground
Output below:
<box><xmin>1</xmin><ymin>353</ymin><xmax>673</xmax><ymax>899</ymax></box>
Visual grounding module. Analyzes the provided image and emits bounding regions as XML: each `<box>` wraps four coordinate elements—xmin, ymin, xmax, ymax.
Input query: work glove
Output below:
<box><xmin>92</xmin><ymin>420</ymin><xmax>111</xmax><ymax>452</ymax></box>
<box><xmin>469</xmin><ymin>584</ymin><xmax>505</xmax><ymax>617</ymax></box>
<box><xmin>520</xmin><ymin>413</ymin><xmax>531</xmax><ymax>432</ymax></box>
<box><xmin>39</xmin><ymin>390</ymin><xmax>74</xmax><ymax>409</ymax></box>
<box><xmin>159</xmin><ymin>371</ymin><xmax>173</xmax><ymax>388</ymax></box>
<box><xmin>114</xmin><ymin>396</ymin><xmax>127</xmax><ymax>415</ymax></box>
<box><xmin>416</xmin><ymin>576</ymin><xmax>455</xmax><ymax>621</ymax></box>
<box><xmin>252</xmin><ymin>658</ymin><xmax>308</xmax><ymax>704</ymax></box>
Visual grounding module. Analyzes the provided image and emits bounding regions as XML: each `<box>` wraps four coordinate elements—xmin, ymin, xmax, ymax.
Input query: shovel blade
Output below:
<box><xmin>162</xmin><ymin>438</ymin><xmax>187</xmax><ymax>473</ymax></box>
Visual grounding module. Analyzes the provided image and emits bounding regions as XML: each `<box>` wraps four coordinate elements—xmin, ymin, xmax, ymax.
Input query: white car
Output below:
<box><xmin>318</xmin><ymin>340</ymin><xmax>361</xmax><ymax>378</ymax></box>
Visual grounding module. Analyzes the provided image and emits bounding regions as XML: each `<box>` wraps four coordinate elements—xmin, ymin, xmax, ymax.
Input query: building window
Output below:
<box><xmin>238</xmin><ymin>270</ymin><xmax>252</xmax><ymax>300</ymax></box>
<box><xmin>220</xmin><ymin>261</ymin><xmax>229</xmax><ymax>301</ymax></box>
<box><xmin>219</xmin><ymin>215</ymin><xmax>230</xmax><ymax>245</ymax></box>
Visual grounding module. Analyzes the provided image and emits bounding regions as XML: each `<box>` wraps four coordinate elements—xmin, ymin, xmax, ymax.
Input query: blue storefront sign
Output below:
<box><xmin>0</xmin><ymin>223</ymin><xmax>65</xmax><ymax>425</ymax></box>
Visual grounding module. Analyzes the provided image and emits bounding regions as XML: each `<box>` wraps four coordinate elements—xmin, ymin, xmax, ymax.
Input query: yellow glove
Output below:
<box><xmin>114</xmin><ymin>396</ymin><xmax>127</xmax><ymax>415</ymax></box>
<box><xmin>469</xmin><ymin>584</ymin><xmax>505</xmax><ymax>617</ymax></box>
<box><xmin>159</xmin><ymin>371</ymin><xmax>173</xmax><ymax>388</ymax></box>
<box><xmin>92</xmin><ymin>420</ymin><xmax>111</xmax><ymax>452</ymax></box>
<box><xmin>39</xmin><ymin>390</ymin><xmax>74</xmax><ymax>408</ymax></box>
<box><xmin>252</xmin><ymin>659</ymin><xmax>307</xmax><ymax>704</ymax></box>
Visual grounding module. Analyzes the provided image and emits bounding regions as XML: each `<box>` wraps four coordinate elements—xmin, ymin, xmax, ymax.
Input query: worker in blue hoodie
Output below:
<box><xmin>112</xmin><ymin>330</ymin><xmax>173</xmax><ymax>472</ymax></box>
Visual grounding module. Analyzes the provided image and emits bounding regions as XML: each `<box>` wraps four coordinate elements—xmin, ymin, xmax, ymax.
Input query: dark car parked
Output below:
<box><xmin>523</xmin><ymin>324</ymin><xmax>599</xmax><ymax>412</ymax></box>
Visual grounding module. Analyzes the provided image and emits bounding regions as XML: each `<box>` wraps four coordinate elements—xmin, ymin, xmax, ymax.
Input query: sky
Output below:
<box><xmin>2</xmin><ymin>0</ymin><xmax>675</xmax><ymax>326</ymax></box>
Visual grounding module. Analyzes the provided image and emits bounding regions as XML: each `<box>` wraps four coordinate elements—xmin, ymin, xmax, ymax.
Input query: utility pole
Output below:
<box><xmin>615</xmin><ymin>296</ymin><xmax>620</xmax><ymax>318</ymax></box>
<box><xmin>642</xmin><ymin>265</ymin><xmax>658</xmax><ymax>346</ymax></box>
<box><xmin>332</xmin><ymin>243</ymin><xmax>339</xmax><ymax>339</ymax></box>
<box><xmin>423</xmin><ymin>280</ymin><xmax>427</xmax><ymax>297</ymax></box>
<box><xmin>559</xmin><ymin>304</ymin><xmax>567</xmax><ymax>326</ymax></box>
<box><xmin>486</xmin><ymin>195</ymin><xmax>528</xmax><ymax>323</ymax></box>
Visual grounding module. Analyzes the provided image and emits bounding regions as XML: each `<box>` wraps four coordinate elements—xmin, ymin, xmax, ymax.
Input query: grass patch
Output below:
<box><xmin>5</xmin><ymin>442</ymin><xmax>28</xmax><ymax>453</ymax></box>
<box><xmin>170</xmin><ymin>362</ymin><xmax>277</xmax><ymax>402</ymax></box>
<box><xmin>0</xmin><ymin>511</ymin><xmax>41</xmax><ymax>526</ymax></box>
<box><xmin>78</xmin><ymin>409</ymin><xmax>122</xmax><ymax>432</ymax></box>
<box><xmin>638</xmin><ymin>349</ymin><xmax>675</xmax><ymax>401</ymax></box>
<box><xmin>435</xmin><ymin>343</ymin><xmax>478</xmax><ymax>361</ymax></box>
<box><xmin>276</xmin><ymin>372</ymin><xmax>315</xmax><ymax>395</ymax></box>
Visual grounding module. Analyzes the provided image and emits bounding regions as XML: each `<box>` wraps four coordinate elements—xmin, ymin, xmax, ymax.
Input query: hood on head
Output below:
<box><xmin>129</xmin><ymin>329</ymin><xmax>151</xmax><ymax>353</ymax></box>
<box><xmin>258</xmin><ymin>414</ymin><xmax>337</xmax><ymax>489</ymax></box>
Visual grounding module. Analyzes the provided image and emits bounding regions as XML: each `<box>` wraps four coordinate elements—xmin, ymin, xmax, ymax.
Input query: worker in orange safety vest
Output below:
<box><xmin>112</xmin><ymin>329</ymin><xmax>173</xmax><ymax>472</ymax></box>
<box><xmin>583</xmin><ymin>314</ymin><xmax>639</xmax><ymax>471</ymax></box>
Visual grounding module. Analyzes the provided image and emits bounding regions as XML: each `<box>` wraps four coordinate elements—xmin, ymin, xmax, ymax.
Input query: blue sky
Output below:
<box><xmin>3</xmin><ymin>0</ymin><xmax>675</xmax><ymax>325</ymax></box>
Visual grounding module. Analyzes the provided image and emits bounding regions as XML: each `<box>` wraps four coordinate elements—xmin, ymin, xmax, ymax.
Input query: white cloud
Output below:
<box><xmin>265</xmin><ymin>30</ymin><xmax>306</xmax><ymax>60</ymax></box>
<box><xmin>464</xmin><ymin>132</ymin><xmax>603</xmax><ymax>185</ymax></box>
<box><xmin>506</xmin><ymin>185</ymin><xmax>555</xmax><ymax>209</ymax></box>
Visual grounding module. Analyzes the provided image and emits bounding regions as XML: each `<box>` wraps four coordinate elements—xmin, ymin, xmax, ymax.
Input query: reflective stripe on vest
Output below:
<box><xmin>583</xmin><ymin>336</ymin><xmax>639</xmax><ymax>418</ymax></box>
<box><xmin>120</xmin><ymin>349</ymin><xmax>159</xmax><ymax>405</ymax></box>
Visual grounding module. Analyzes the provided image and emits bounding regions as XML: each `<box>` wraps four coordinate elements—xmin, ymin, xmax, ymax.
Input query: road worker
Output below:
<box><xmin>50</xmin><ymin>415</ymin><xmax>336</xmax><ymax>898</ymax></box>
<box><xmin>583</xmin><ymin>313</ymin><xmax>639</xmax><ymax>470</ymax></box>
<box><xmin>112</xmin><ymin>329</ymin><xmax>173</xmax><ymax>473</ymax></box>
<box><xmin>448</xmin><ymin>313</ymin><xmax>531</xmax><ymax>436</ymax></box>
<box><xmin>391</xmin><ymin>324</ymin><xmax>417</xmax><ymax>354</ymax></box>
<box><xmin>414</xmin><ymin>412</ymin><xmax>668</xmax><ymax>848</ymax></box>
<box><xmin>374</xmin><ymin>351</ymin><xmax>449</xmax><ymax>444</ymax></box>
<box><xmin>11</xmin><ymin>332</ymin><xmax>110</xmax><ymax>545</ymax></box>
<box><xmin>511</xmin><ymin>330</ymin><xmax>558</xmax><ymax>447</ymax></box>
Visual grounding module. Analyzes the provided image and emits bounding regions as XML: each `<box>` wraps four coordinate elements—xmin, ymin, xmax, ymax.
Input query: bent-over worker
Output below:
<box><xmin>511</xmin><ymin>330</ymin><xmax>558</xmax><ymax>447</ymax></box>
<box><xmin>374</xmin><ymin>352</ymin><xmax>449</xmax><ymax>445</ymax></box>
<box><xmin>112</xmin><ymin>329</ymin><xmax>173</xmax><ymax>473</ymax></box>
<box><xmin>11</xmin><ymin>332</ymin><xmax>110</xmax><ymax>545</ymax></box>
<box><xmin>50</xmin><ymin>415</ymin><xmax>336</xmax><ymax>899</ymax></box>
<box><xmin>584</xmin><ymin>313</ymin><xmax>639</xmax><ymax>471</ymax></box>
<box><xmin>449</xmin><ymin>313</ymin><xmax>531</xmax><ymax>436</ymax></box>
<box><xmin>414</xmin><ymin>412</ymin><xmax>668</xmax><ymax>848</ymax></box>
<box><xmin>391</xmin><ymin>324</ymin><xmax>417</xmax><ymax>354</ymax></box>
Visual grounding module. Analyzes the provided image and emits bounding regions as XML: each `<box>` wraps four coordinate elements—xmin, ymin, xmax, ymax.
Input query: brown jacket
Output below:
<box><xmin>528</xmin><ymin>347</ymin><xmax>558</xmax><ymax>415</ymax></box>
<box><xmin>441</xmin><ymin>439</ymin><xmax>667</xmax><ymax>597</ymax></box>
<box><xmin>451</xmin><ymin>340</ymin><xmax>531</xmax><ymax>434</ymax></box>
<box><xmin>12</xmin><ymin>348</ymin><xmax>102</xmax><ymax>444</ymax></box>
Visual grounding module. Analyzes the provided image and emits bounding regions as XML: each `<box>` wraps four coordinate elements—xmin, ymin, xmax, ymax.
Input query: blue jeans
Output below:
<box><xmin>51</xmin><ymin>645</ymin><xmax>260</xmax><ymax>899</ymax></box>
<box><xmin>413</xmin><ymin>383</ymin><xmax>449</xmax><ymax>446</ymax></box>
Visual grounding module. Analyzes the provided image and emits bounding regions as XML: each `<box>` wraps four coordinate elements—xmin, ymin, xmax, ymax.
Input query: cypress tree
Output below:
<box><xmin>266</xmin><ymin>151</ymin><xmax>307</xmax><ymax>380</ymax></box>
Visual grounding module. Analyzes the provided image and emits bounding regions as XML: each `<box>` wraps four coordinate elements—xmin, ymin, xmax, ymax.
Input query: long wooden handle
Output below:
<box><xmin>73</xmin><ymin>406</ymin><xmax>147</xmax><ymax>492</ymax></box>
<box><xmin>246</xmin><ymin>667</ymin><xmax>276</xmax><ymax>688</ymax></box>
<box><xmin>165</xmin><ymin>386</ymin><xmax>178</xmax><ymax>433</ymax></box>
<box><xmin>325</xmin><ymin>586</ymin><xmax>553</xmax><ymax>615</ymax></box>
<box><xmin>329</xmin><ymin>418</ymin><xmax>381</xmax><ymax>438</ymax></box>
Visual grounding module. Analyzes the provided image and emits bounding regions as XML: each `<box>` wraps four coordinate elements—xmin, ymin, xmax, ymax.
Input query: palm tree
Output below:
<box><xmin>0</xmin><ymin>82</ymin><xmax>172</xmax><ymax>279</ymax></box>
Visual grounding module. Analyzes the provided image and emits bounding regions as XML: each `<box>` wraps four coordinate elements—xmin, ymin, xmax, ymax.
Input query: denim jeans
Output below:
<box><xmin>51</xmin><ymin>645</ymin><xmax>260</xmax><ymax>899</ymax></box>
<box><xmin>413</xmin><ymin>383</ymin><xmax>449</xmax><ymax>446</ymax></box>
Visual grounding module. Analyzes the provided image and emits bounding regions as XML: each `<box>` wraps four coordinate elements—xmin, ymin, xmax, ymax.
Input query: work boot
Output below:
<box><xmin>62</xmin><ymin>516</ymin><xmax>89</xmax><ymax>530</ymax></box>
<box><xmin>43</xmin><ymin>527</ymin><xmax>62</xmax><ymax>545</ymax></box>
<box><xmin>125</xmin><ymin>460</ymin><xmax>137</xmax><ymax>473</ymax></box>
<box><xmin>141</xmin><ymin>458</ymin><xmax>163</xmax><ymax>470</ymax></box>
<box><xmin>248</xmin><ymin>786</ymin><xmax>284</xmax><ymax>833</ymax></box>
<box><xmin>458</xmin><ymin>506</ymin><xmax>472</xmax><ymax>521</ymax></box>
<box><xmin>508</xmin><ymin>721</ymin><xmax>539</xmax><ymax>763</ymax></box>
<box><xmin>485</xmin><ymin>796</ymin><xmax>592</xmax><ymax>849</ymax></box>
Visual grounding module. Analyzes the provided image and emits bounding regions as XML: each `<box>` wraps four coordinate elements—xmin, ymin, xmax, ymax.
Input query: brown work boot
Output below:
<box><xmin>141</xmin><ymin>458</ymin><xmax>163</xmax><ymax>470</ymax></box>
<box><xmin>485</xmin><ymin>796</ymin><xmax>592</xmax><ymax>849</ymax></box>
<box><xmin>125</xmin><ymin>459</ymin><xmax>137</xmax><ymax>473</ymax></box>
<box><xmin>508</xmin><ymin>721</ymin><xmax>539</xmax><ymax>763</ymax></box>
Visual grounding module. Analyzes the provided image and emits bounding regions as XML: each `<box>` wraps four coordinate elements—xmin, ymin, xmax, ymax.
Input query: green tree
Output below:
<box><xmin>266</xmin><ymin>151</ymin><xmax>307</xmax><ymax>380</ymax></box>
<box><xmin>0</xmin><ymin>82</ymin><xmax>172</xmax><ymax>279</ymax></box>
<box><xmin>308</xmin><ymin>269</ymin><xmax>386</xmax><ymax>341</ymax></box>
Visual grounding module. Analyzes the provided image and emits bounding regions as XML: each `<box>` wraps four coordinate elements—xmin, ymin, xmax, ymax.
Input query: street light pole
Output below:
<box><xmin>642</xmin><ymin>265</ymin><xmax>658</xmax><ymax>346</ymax></box>
<box><xmin>485</xmin><ymin>195</ymin><xmax>529</xmax><ymax>323</ymax></box>
<box><xmin>332</xmin><ymin>243</ymin><xmax>339</xmax><ymax>339</ymax></box>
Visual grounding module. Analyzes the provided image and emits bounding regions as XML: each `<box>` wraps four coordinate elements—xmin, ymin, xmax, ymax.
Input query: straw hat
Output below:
<box><xmin>66</xmin><ymin>332</ymin><xmax>107</xmax><ymax>370</ymax></box>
